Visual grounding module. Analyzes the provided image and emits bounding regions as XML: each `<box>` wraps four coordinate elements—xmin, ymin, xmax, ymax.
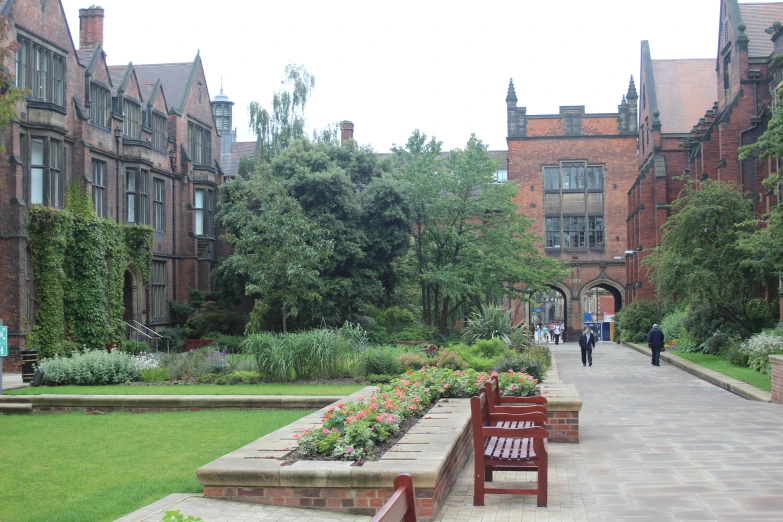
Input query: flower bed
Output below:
<box><xmin>294</xmin><ymin>367</ymin><xmax>537</xmax><ymax>461</ymax></box>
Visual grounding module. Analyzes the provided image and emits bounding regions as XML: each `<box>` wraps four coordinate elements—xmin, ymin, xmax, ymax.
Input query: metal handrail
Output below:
<box><xmin>130</xmin><ymin>320</ymin><xmax>163</xmax><ymax>339</ymax></box>
<box><xmin>122</xmin><ymin>321</ymin><xmax>169</xmax><ymax>352</ymax></box>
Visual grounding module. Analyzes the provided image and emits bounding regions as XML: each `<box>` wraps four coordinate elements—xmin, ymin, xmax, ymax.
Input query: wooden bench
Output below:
<box><xmin>370</xmin><ymin>473</ymin><xmax>417</xmax><ymax>522</ymax></box>
<box><xmin>471</xmin><ymin>388</ymin><xmax>549</xmax><ymax>507</ymax></box>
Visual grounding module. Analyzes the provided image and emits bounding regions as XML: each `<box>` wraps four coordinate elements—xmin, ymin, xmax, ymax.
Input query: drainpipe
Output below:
<box><xmin>114</xmin><ymin>127</ymin><xmax>122</xmax><ymax>223</ymax></box>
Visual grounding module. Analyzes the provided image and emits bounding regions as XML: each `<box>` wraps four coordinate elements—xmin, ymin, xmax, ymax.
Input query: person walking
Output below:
<box><xmin>542</xmin><ymin>324</ymin><xmax>549</xmax><ymax>344</ymax></box>
<box><xmin>552</xmin><ymin>322</ymin><xmax>562</xmax><ymax>345</ymax></box>
<box><xmin>579</xmin><ymin>326</ymin><xmax>596</xmax><ymax>367</ymax></box>
<box><xmin>647</xmin><ymin>323</ymin><xmax>665</xmax><ymax>366</ymax></box>
<box><xmin>535</xmin><ymin>324</ymin><xmax>541</xmax><ymax>343</ymax></box>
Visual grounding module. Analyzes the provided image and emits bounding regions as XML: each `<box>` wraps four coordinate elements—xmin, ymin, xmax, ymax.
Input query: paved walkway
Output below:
<box><xmin>118</xmin><ymin>342</ymin><xmax>783</xmax><ymax>521</ymax></box>
<box><xmin>1</xmin><ymin>373</ymin><xmax>25</xmax><ymax>391</ymax></box>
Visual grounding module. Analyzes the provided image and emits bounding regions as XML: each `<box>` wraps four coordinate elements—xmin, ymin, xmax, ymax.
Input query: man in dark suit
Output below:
<box><xmin>579</xmin><ymin>326</ymin><xmax>596</xmax><ymax>367</ymax></box>
<box><xmin>647</xmin><ymin>323</ymin><xmax>665</xmax><ymax>366</ymax></box>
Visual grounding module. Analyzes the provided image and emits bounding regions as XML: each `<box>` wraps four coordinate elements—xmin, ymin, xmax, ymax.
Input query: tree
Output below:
<box><xmin>266</xmin><ymin>139</ymin><xmax>411</xmax><ymax>324</ymax></box>
<box><xmin>644</xmin><ymin>178</ymin><xmax>776</xmax><ymax>337</ymax></box>
<box><xmin>248</xmin><ymin>63</ymin><xmax>315</xmax><ymax>163</ymax></box>
<box><xmin>217</xmin><ymin>173</ymin><xmax>332</xmax><ymax>333</ymax></box>
<box><xmin>391</xmin><ymin>131</ymin><xmax>568</xmax><ymax>333</ymax></box>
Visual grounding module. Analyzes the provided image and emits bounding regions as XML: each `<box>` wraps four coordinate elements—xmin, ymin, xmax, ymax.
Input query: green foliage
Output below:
<box><xmin>241</xmin><ymin>328</ymin><xmax>353</xmax><ymax>381</ymax></box>
<box><xmin>119</xmin><ymin>340</ymin><xmax>148</xmax><ymax>354</ymax></box>
<box><xmin>473</xmin><ymin>338</ymin><xmax>506</xmax><ymax>358</ymax></box>
<box><xmin>360</xmin><ymin>346</ymin><xmax>404</xmax><ymax>377</ymax></box>
<box><xmin>465</xmin><ymin>305</ymin><xmax>517</xmax><ymax>344</ymax></box>
<box><xmin>433</xmin><ymin>349</ymin><xmax>469</xmax><ymax>370</ymax></box>
<box><xmin>26</xmin><ymin>186</ymin><xmax>153</xmax><ymax>356</ymax></box>
<box><xmin>39</xmin><ymin>350</ymin><xmax>142</xmax><ymax>385</ymax></box>
<box><xmin>374</xmin><ymin>306</ymin><xmax>416</xmax><ymax>330</ymax></box>
<box><xmin>203</xmin><ymin>332</ymin><xmax>244</xmax><ymax>353</ymax></box>
<box><xmin>660</xmin><ymin>308</ymin><xmax>688</xmax><ymax>344</ymax></box>
<box><xmin>644</xmin><ymin>179</ymin><xmax>776</xmax><ymax>337</ymax></box>
<box><xmin>395</xmin><ymin>352</ymin><xmax>430</xmax><ymax>371</ymax></box>
<box><xmin>740</xmin><ymin>331</ymin><xmax>783</xmax><ymax>374</ymax></box>
<box><xmin>183</xmin><ymin>302</ymin><xmax>247</xmax><ymax>338</ymax></box>
<box><xmin>0</xmin><ymin>15</ymin><xmax>28</xmax><ymax>149</ymax></box>
<box><xmin>160</xmin><ymin>327</ymin><xmax>186</xmax><ymax>351</ymax></box>
<box><xmin>162</xmin><ymin>510</ymin><xmax>204</xmax><ymax>522</ymax></box>
<box><xmin>139</xmin><ymin>367</ymin><xmax>168</xmax><ymax>382</ymax></box>
<box><xmin>614</xmin><ymin>299</ymin><xmax>663</xmax><ymax>343</ymax></box>
<box><xmin>391</xmin><ymin>131</ymin><xmax>568</xmax><ymax>333</ymax></box>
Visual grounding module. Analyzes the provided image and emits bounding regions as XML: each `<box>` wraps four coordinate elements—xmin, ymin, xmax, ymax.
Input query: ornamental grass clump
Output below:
<box><xmin>294</xmin><ymin>367</ymin><xmax>538</xmax><ymax>461</ymax></box>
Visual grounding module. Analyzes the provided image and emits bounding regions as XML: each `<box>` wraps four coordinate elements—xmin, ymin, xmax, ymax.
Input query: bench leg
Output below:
<box><xmin>474</xmin><ymin>462</ymin><xmax>485</xmax><ymax>506</ymax></box>
<box><xmin>485</xmin><ymin>465</ymin><xmax>493</xmax><ymax>482</ymax></box>
<box><xmin>537</xmin><ymin>457</ymin><xmax>548</xmax><ymax>507</ymax></box>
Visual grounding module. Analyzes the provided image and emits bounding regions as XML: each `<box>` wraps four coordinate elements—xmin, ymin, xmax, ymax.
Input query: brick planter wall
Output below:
<box><xmin>771</xmin><ymin>355</ymin><xmax>783</xmax><ymax>404</ymax></box>
<box><xmin>547</xmin><ymin>411</ymin><xmax>579</xmax><ymax>443</ymax></box>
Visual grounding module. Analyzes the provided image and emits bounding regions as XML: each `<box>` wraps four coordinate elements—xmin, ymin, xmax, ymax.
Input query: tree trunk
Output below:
<box><xmin>282</xmin><ymin>302</ymin><xmax>287</xmax><ymax>334</ymax></box>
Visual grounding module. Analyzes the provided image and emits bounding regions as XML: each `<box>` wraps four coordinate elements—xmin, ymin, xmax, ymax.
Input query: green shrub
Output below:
<box><xmin>449</xmin><ymin>344</ymin><xmax>503</xmax><ymax>372</ymax></box>
<box><xmin>203</xmin><ymin>332</ymin><xmax>244</xmax><ymax>353</ymax></box>
<box><xmin>366</xmin><ymin>373</ymin><xmax>395</xmax><ymax>383</ymax></box>
<box><xmin>390</xmin><ymin>325</ymin><xmax>438</xmax><ymax>342</ymax></box>
<box><xmin>361</xmin><ymin>346</ymin><xmax>403</xmax><ymax>377</ymax></box>
<box><xmin>464</xmin><ymin>305</ymin><xmax>516</xmax><ymax>344</ymax></box>
<box><xmin>492</xmin><ymin>353</ymin><xmax>548</xmax><ymax>381</ymax></box>
<box><xmin>614</xmin><ymin>299</ymin><xmax>663</xmax><ymax>343</ymax></box>
<box><xmin>225</xmin><ymin>371</ymin><xmax>261</xmax><ymax>384</ymax></box>
<box><xmin>740</xmin><ymin>332</ymin><xmax>783</xmax><ymax>373</ymax></box>
<box><xmin>660</xmin><ymin>308</ymin><xmax>687</xmax><ymax>343</ymax></box>
<box><xmin>374</xmin><ymin>306</ymin><xmax>416</xmax><ymax>330</ymax></box>
<box><xmin>473</xmin><ymin>338</ymin><xmax>505</xmax><ymax>358</ymax></box>
<box><xmin>434</xmin><ymin>349</ymin><xmax>468</xmax><ymax>370</ymax></box>
<box><xmin>395</xmin><ymin>352</ymin><xmax>430</xmax><ymax>371</ymax></box>
<box><xmin>159</xmin><ymin>327</ymin><xmax>186</xmax><ymax>352</ymax></box>
<box><xmin>138</xmin><ymin>367</ymin><xmax>167</xmax><ymax>382</ymax></box>
<box><xmin>120</xmin><ymin>339</ymin><xmax>148</xmax><ymax>355</ymax></box>
<box><xmin>508</xmin><ymin>326</ymin><xmax>535</xmax><ymax>351</ymax></box>
<box><xmin>723</xmin><ymin>344</ymin><xmax>750</xmax><ymax>367</ymax></box>
<box><xmin>525</xmin><ymin>344</ymin><xmax>552</xmax><ymax>369</ymax></box>
<box><xmin>183</xmin><ymin>302</ymin><xmax>247</xmax><ymax>338</ymax></box>
<box><xmin>159</xmin><ymin>353</ymin><xmax>192</xmax><ymax>380</ymax></box>
<box><xmin>39</xmin><ymin>350</ymin><xmax>142</xmax><ymax>385</ymax></box>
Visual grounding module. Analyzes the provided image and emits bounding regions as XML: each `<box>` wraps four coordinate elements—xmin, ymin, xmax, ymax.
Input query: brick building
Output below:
<box><xmin>627</xmin><ymin>0</ymin><xmax>783</xmax><ymax>321</ymax></box>
<box><xmin>505</xmin><ymin>78</ymin><xmax>638</xmax><ymax>337</ymax></box>
<box><xmin>0</xmin><ymin>1</ymin><xmax>228</xmax><ymax>369</ymax></box>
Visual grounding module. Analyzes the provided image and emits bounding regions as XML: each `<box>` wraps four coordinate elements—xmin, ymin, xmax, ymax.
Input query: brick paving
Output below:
<box><xmin>118</xmin><ymin>342</ymin><xmax>783</xmax><ymax>521</ymax></box>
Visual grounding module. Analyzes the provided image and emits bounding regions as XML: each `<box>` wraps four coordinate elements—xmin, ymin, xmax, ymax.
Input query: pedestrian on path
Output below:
<box><xmin>647</xmin><ymin>323</ymin><xmax>664</xmax><ymax>366</ymax></box>
<box><xmin>542</xmin><ymin>324</ymin><xmax>549</xmax><ymax>343</ymax></box>
<box><xmin>579</xmin><ymin>326</ymin><xmax>596</xmax><ymax>366</ymax></box>
<box><xmin>553</xmin><ymin>322</ymin><xmax>562</xmax><ymax>345</ymax></box>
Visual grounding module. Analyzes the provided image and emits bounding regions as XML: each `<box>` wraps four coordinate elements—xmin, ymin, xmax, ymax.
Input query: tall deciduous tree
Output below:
<box><xmin>218</xmin><ymin>174</ymin><xmax>332</xmax><ymax>333</ymax></box>
<box><xmin>248</xmin><ymin>63</ymin><xmax>315</xmax><ymax>163</ymax></box>
<box><xmin>644</xmin><ymin>179</ymin><xmax>776</xmax><ymax>336</ymax></box>
<box><xmin>392</xmin><ymin>131</ymin><xmax>568</xmax><ymax>333</ymax></box>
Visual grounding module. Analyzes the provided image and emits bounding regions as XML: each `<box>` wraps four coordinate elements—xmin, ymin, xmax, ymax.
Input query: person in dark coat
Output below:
<box><xmin>578</xmin><ymin>326</ymin><xmax>596</xmax><ymax>367</ymax></box>
<box><xmin>647</xmin><ymin>323</ymin><xmax>665</xmax><ymax>366</ymax></box>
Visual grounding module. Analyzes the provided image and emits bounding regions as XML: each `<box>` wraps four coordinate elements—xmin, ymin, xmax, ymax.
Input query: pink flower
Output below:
<box><xmin>346</xmin><ymin>447</ymin><xmax>354</xmax><ymax>453</ymax></box>
<box><xmin>328</xmin><ymin>406</ymin><xmax>336</xmax><ymax>412</ymax></box>
<box><xmin>508</xmin><ymin>369</ymin><xmax>514</xmax><ymax>373</ymax></box>
<box><xmin>293</xmin><ymin>433</ymin><xmax>301</xmax><ymax>439</ymax></box>
<box><xmin>338</xmin><ymin>403</ymin><xmax>345</xmax><ymax>408</ymax></box>
<box><xmin>323</xmin><ymin>428</ymin><xmax>331</xmax><ymax>434</ymax></box>
<box><xmin>358</xmin><ymin>396</ymin><xmax>364</xmax><ymax>400</ymax></box>
<box><xmin>410</xmin><ymin>404</ymin><xmax>418</xmax><ymax>411</ymax></box>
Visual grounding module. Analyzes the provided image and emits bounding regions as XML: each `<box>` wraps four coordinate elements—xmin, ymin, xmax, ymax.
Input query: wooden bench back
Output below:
<box><xmin>370</xmin><ymin>473</ymin><xmax>417</xmax><ymax>522</ymax></box>
<box><xmin>488</xmin><ymin>374</ymin><xmax>548</xmax><ymax>404</ymax></box>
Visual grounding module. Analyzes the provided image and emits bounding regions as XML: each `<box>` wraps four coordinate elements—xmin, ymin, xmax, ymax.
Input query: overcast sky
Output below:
<box><xmin>60</xmin><ymin>0</ymin><xmax>783</xmax><ymax>153</ymax></box>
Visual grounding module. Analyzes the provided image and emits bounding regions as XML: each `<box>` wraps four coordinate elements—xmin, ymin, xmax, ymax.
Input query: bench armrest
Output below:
<box><xmin>492</xmin><ymin>405</ymin><xmax>547</xmax><ymax>415</ymax></box>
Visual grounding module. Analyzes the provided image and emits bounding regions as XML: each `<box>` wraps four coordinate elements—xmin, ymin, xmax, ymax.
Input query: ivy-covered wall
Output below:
<box><xmin>27</xmin><ymin>183</ymin><xmax>153</xmax><ymax>357</ymax></box>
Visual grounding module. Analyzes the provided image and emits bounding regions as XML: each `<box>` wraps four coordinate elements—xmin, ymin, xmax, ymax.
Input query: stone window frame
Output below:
<box><xmin>188</xmin><ymin>120</ymin><xmax>212</xmax><ymax>166</ymax></box>
<box><xmin>542</xmin><ymin>160</ymin><xmax>606</xmax><ymax>251</ymax></box>
<box><xmin>23</xmin><ymin>133</ymin><xmax>64</xmax><ymax>208</ymax></box>
<box><xmin>151</xmin><ymin>259</ymin><xmax>168</xmax><ymax>320</ymax></box>
<box><xmin>152</xmin><ymin>177</ymin><xmax>165</xmax><ymax>232</ymax></box>
<box><xmin>151</xmin><ymin>112</ymin><xmax>167</xmax><ymax>151</ymax></box>
<box><xmin>126</xmin><ymin>168</ymin><xmax>149</xmax><ymax>225</ymax></box>
<box><xmin>194</xmin><ymin>187</ymin><xmax>214</xmax><ymax>237</ymax></box>
<box><xmin>123</xmin><ymin>99</ymin><xmax>142</xmax><ymax>139</ymax></box>
<box><xmin>92</xmin><ymin>159</ymin><xmax>107</xmax><ymax>218</ymax></box>
<box><xmin>89</xmin><ymin>82</ymin><xmax>111</xmax><ymax>129</ymax></box>
<box><xmin>15</xmin><ymin>33</ymin><xmax>66</xmax><ymax>107</ymax></box>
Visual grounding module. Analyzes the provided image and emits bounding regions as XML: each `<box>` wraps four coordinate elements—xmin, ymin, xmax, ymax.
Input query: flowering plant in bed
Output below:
<box><xmin>294</xmin><ymin>367</ymin><xmax>538</xmax><ymax>460</ymax></box>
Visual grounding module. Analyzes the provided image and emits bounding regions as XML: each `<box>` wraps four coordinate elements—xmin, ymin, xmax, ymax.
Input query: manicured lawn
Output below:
<box><xmin>6</xmin><ymin>383</ymin><xmax>364</xmax><ymax>396</ymax></box>
<box><xmin>669</xmin><ymin>351</ymin><xmax>771</xmax><ymax>392</ymax></box>
<box><xmin>0</xmin><ymin>409</ymin><xmax>311</xmax><ymax>522</ymax></box>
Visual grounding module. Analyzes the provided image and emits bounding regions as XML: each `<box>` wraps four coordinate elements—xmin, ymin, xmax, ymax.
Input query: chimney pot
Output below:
<box><xmin>79</xmin><ymin>6</ymin><xmax>105</xmax><ymax>49</ymax></box>
<box><xmin>340</xmin><ymin>121</ymin><xmax>354</xmax><ymax>145</ymax></box>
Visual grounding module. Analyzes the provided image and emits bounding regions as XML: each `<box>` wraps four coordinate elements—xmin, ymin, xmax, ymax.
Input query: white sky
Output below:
<box><xmin>59</xmin><ymin>0</ymin><xmax>783</xmax><ymax>152</ymax></box>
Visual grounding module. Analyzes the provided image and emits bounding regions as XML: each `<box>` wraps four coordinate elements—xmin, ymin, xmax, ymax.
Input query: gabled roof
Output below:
<box><xmin>738</xmin><ymin>2</ymin><xmax>783</xmax><ymax>57</ymax></box>
<box><xmin>221</xmin><ymin>140</ymin><xmax>258</xmax><ymax>176</ymax></box>
<box><xmin>107</xmin><ymin>65</ymin><xmax>126</xmax><ymax>96</ymax></box>
<box><xmin>140</xmin><ymin>78</ymin><xmax>168</xmax><ymax>113</ymax></box>
<box><xmin>134</xmin><ymin>59</ymin><xmax>197</xmax><ymax>115</ymax></box>
<box><xmin>651</xmin><ymin>59</ymin><xmax>716</xmax><ymax>134</ymax></box>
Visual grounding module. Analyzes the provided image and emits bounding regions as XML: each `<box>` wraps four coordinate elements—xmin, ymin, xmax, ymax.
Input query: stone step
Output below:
<box><xmin>0</xmin><ymin>402</ymin><xmax>32</xmax><ymax>414</ymax></box>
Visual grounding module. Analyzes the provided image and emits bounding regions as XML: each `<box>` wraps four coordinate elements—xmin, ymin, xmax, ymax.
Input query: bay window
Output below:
<box><xmin>543</xmin><ymin>161</ymin><xmax>605</xmax><ymax>250</ymax></box>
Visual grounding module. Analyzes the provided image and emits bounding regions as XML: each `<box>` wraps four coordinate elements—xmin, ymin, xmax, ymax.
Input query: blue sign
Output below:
<box><xmin>0</xmin><ymin>326</ymin><xmax>7</xmax><ymax>357</ymax></box>
<box><xmin>531</xmin><ymin>308</ymin><xmax>545</xmax><ymax>313</ymax></box>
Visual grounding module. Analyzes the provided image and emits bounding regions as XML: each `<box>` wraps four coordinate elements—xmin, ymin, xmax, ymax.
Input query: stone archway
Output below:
<box><xmin>578</xmin><ymin>277</ymin><xmax>624</xmax><ymax>338</ymax></box>
<box><xmin>122</xmin><ymin>265</ymin><xmax>142</xmax><ymax>325</ymax></box>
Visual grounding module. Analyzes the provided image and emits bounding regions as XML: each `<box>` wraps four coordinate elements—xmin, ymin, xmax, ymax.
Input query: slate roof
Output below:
<box><xmin>651</xmin><ymin>59</ymin><xmax>716</xmax><ymax>134</ymax></box>
<box><xmin>739</xmin><ymin>2</ymin><xmax>783</xmax><ymax>57</ymax></box>
<box><xmin>76</xmin><ymin>49</ymin><xmax>95</xmax><ymax>67</ymax></box>
<box><xmin>134</xmin><ymin>62</ymin><xmax>194</xmax><ymax>114</ymax></box>
<box><xmin>221</xmin><ymin>141</ymin><xmax>258</xmax><ymax>176</ymax></box>
<box><xmin>107</xmin><ymin>65</ymin><xmax>127</xmax><ymax>97</ymax></box>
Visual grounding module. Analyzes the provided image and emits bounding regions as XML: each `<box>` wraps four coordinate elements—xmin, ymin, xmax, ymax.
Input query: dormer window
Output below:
<box><xmin>123</xmin><ymin>99</ymin><xmax>141</xmax><ymax>139</ymax></box>
<box><xmin>152</xmin><ymin>113</ymin><xmax>167</xmax><ymax>150</ymax></box>
<box><xmin>15</xmin><ymin>35</ymin><xmax>65</xmax><ymax>107</ymax></box>
<box><xmin>188</xmin><ymin>121</ymin><xmax>211</xmax><ymax>166</ymax></box>
<box><xmin>90</xmin><ymin>83</ymin><xmax>110</xmax><ymax>128</ymax></box>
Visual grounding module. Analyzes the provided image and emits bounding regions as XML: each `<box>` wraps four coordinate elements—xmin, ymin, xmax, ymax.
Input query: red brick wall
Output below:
<box><xmin>771</xmin><ymin>356</ymin><xmax>783</xmax><ymax>405</ymax></box>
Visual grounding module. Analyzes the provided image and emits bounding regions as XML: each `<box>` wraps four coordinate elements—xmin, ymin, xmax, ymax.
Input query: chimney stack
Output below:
<box><xmin>340</xmin><ymin>121</ymin><xmax>354</xmax><ymax>145</ymax></box>
<box><xmin>79</xmin><ymin>5</ymin><xmax>104</xmax><ymax>49</ymax></box>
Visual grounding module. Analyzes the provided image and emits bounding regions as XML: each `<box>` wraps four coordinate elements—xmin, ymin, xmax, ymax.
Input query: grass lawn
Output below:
<box><xmin>669</xmin><ymin>351</ymin><xmax>771</xmax><ymax>392</ymax></box>
<box><xmin>0</xmin><ymin>409</ymin><xmax>311</xmax><ymax>522</ymax></box>
<box><xmin>6</xmin><ymin>383</ymin><xmax>364</xmax><ymax>396</ymax></box>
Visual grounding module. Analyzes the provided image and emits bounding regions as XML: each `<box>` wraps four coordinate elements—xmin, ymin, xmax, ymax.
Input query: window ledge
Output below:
<box><xmin>27</xmin><ymin>100</ymin><xmax>67</xmax><ymax>115</ymax></box>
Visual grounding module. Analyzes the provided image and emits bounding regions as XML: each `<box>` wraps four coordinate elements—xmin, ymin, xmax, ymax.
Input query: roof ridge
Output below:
<box><xmin>133</xmin><ymin>62</ymin><xmax>192</xmax><ymax>67</ymax></box>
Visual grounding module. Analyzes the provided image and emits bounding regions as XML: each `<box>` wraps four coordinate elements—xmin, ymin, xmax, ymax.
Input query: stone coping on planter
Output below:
<box><xmin>624</xmin><ymin>342</ymin><xmax>772</xmax><ymax>402</ymax></box>
<box><xmin>0</xmin><ymin>394</ymin><xmax>345</xmax><ymax>412</ymax></box>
